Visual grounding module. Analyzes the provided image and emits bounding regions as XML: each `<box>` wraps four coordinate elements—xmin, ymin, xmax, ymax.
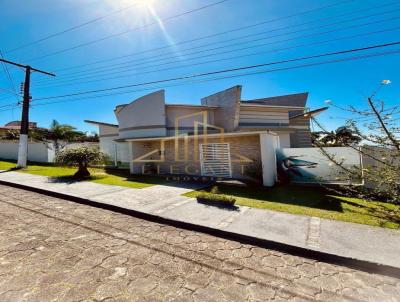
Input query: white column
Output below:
<box><xmin>114</xmin><ymin>143</ymin><xmax>118</xmax><ymax>167</ymax></box>
<box><xmin>16</xmin><ymin>134</ymin><xmax>28</xmax><ymax>168</ymax></box>
<box><xmin>128</xmin><ymin>142</ymin><xmax>134</xmax><ymax>174</ymax></box>
<box><xmin>259</xmin><ymin>133</ymin><xmax>279</xmax><ymax>187</ymax></box>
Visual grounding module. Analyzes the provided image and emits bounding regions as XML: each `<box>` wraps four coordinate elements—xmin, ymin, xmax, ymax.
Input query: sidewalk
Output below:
<box><xmin>0</xmin><ymin>170</ymin><xmax>399</xmax><ymax>269</ymax></box>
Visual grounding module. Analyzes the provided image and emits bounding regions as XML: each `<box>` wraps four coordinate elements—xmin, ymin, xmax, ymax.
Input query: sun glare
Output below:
<box><xmin>105</xmin><ymin>0</ymin><xmax>155</xmax><ymax>11</ymax></box>
<box><xmin>137</xmin><ymin>0</ymin><xmax>155</xmax><ymax>10</ymax></box>
<box><xmin>102</xmin><ymin>0</ymin><xmax>182</xmax><ymax>57</ymax></box>
<box><xmin>103</xmin><ymin>0</ymin><xmax>161</xmax><ymax>32</ymax></box>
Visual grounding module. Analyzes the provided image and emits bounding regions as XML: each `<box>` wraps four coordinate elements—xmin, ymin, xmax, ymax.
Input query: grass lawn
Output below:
<box><xmin>184</xmin><ymin>183</ymin><xmax>400</xmax><ymax>229</ymax></box>
<box><xmin>0</xmin><ymin>159</ymin><xmax>165</xmax><ymax>189</ymax></box>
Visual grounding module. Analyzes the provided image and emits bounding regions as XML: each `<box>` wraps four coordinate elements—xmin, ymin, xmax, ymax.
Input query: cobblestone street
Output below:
<box><xmin>0</xmin><ymin>184</ymin><xmax>399</xmax><ymax>302</ymax></box>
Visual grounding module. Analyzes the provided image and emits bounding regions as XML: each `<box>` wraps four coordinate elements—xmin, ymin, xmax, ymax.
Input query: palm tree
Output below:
<box><xmin>31</xmin><ymin>120</ymin><xmax>85</xmax><ymax>153</ymax></box>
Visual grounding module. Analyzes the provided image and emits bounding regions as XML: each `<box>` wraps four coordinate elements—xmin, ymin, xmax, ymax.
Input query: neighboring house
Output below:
<box><xmin>86</xmin><ymin>86</ymin><xmax>326</xmax><ymax>185</ymax></box>
<box><xmin>0</xmin><ymin>121</ymin><xmax>39</xmax><ymax>137</ymax></box>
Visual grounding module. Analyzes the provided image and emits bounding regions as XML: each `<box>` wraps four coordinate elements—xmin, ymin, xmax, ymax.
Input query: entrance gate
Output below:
<box><xmin>200</xmin><ymin>143</ymin><xmax>232</xmax><ymax>178</ymax></box>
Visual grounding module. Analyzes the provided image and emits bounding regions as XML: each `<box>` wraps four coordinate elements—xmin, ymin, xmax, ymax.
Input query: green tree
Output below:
<box><xmin>314</xmin><ymin>80</ymin><xmax>400</xmax><ymax>206</ymax></box>
<box><xmin>1</xmin><ymin>129</ymin><xmax>20</xmax><ymax>141</ymax></box>
<box><xmin>312</xmin><ymin>126</ymin><xmax>361</xmax><ymax>147</ymax></box>
<box><xmin>31</xmin><ymin>120</ymin><xmax>85</xmax><ymax>153</ymax></box>
<box><xmin>84</xmin><ymin>131</ymin><xmax>100</xmax><ymax>142</ymax></box>
<box><xmin>55</xmin><ymin>147</ymin><xmax>107</xmax><ymax>178</ymax></box>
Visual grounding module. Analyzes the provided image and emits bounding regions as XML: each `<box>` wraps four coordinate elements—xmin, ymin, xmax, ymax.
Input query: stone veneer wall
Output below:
<box><xmin>130</xmin><ymin>135</ymin><xmax>261</xmax><ymax>179</ymax></box>
<box><xmin>289</xmin><ymin>114</ymin><xmax>312</xmax><ymax>147</ymax></box>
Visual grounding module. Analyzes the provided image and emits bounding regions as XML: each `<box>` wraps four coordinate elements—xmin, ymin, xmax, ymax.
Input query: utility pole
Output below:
<box><xmin>0</xmin><ymin>58</ymin><xmax>55</xmax><ymax>168</ymax></box>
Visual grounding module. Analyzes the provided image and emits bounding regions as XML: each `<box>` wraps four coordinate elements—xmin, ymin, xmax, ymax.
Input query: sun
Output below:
<box><xmin>103</xmin><ymin>0</ymin><xmax>177</xmax><ymax>50</ymax></box>
<box><xmin>103</xmin><ymin>0</ymin><xmax>159</xmax><ymax>28</ymax></box>
<box><xmin>136</xmin><ymin>0</ymin><xmax>156</xmax><ymax>10</ymax></box>
<box><xmin>105</xmin><ymin>0</ymin><xmax>155</xmax><ymax>11</ymax></box>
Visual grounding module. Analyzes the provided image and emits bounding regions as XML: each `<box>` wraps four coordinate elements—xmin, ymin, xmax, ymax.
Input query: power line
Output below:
<box><xmin>1</xmin><ymin>47</ymin><xmax>398</xmax><ymax>113</ymax></box>
<box><xmin>25</xmin><ymin>0</ymin><xmax>232</xmax><ymax>62</ymax></box>
<box><xmin>0</xmin><ymin>93</ymin><xmax>16</xmax><ymax>100</ymax></box>
<box><xmin>0</xmin><ymin>58</ymin><xmax>55</xmax><ymax>76</ymax></box>
<box><xmin>0</xmin><ymin>58</ymin><xmax>55</xmax><ymax>168</ymax></box>
<box><xmin>0</xmin><ymin>101</ymin><xmax>14</xmax><ymax>108</ymax></box>
<box><xmin>3</xmin><ymin>1</ymin><xmax>143</xmax><ymax>54</ymax></box>
<box><xmin>32</xmin><ymin>14</ymin><xmax>400</xmax><ymax>88</ymax></box>
<box><xmin>0</xmin><ymin>50</ymin><xmax>19</xmax><ymax>100</ymax></box>
<box><xmin>31</xmin><ymin>41</ymin><xmax>400</xmax><ymax>102</ymax></box>
<box><xmin>40</xmin><ymin>0</ymin><xmax>357</xmax><ymax>73</ymax></box>
<box><xmin>65</xmin><ymin>2</ymin><xmax>400</xmax><ymax>77</ymax></box>
<box><xmin>0</xmin><ymin>88</ymin><xmax>18</xmax><ymax>97</ymax></box>
<box><xmin>31</xmin><ymin>26</ymin><xmax>400</xmax><ymax>90</ymax></box>
<box><xmin>0</xmin><ymin>102</ymin><xmax>18</xmax><ymax>109</ymax></box>
<box><xmin>40</xmin><ymin>3</ymin><xmax>399</xmax><ymax>82</ymax></box>
<box><xmin>38</xmin><ymin>9</ymin><xmax>394</xmax><ymax>80</ymax></box>
<box><xmin>26</xmin><ymin>49</ymin><xmax>400</xmax><ymax>109</ymax></box>
<box><xmin>0</xmin><ymin>106</ymin><xmax>19</xmax><ymax>113</ymax></box>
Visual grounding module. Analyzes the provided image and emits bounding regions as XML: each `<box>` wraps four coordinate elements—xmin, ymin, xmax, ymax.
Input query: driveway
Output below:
<box><xmin>0</xmin><ymin>185</ymin><xmax>399</xmax><ymax>302</ymax></box>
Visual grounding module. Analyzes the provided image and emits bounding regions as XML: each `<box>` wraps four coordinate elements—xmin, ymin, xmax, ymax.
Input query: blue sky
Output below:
<box><xmin>1</xmin><ymin>0</ymin><xmax>399</xmax><ymax>133</ymax></box>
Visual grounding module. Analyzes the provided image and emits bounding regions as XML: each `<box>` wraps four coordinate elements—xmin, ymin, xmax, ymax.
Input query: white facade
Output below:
<box><xmin>85</xmin><ymin>86</ymin><xmax>323</xmax><ymax>186</ymax></box>
<box><xmin>87</xmin><ymin>122</ymin><xmax>131</xmax><ymax>166</ymax></box>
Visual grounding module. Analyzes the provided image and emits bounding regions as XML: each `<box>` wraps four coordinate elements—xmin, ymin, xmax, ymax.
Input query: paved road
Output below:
<box><xmin>0</xmin><ymin>185</ymin><xmax>399</xmax><ymax>302</ymax></box>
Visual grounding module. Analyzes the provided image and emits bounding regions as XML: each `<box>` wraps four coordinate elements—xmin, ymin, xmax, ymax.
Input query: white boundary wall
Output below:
<box><xmin>276</xmin><ymin>147</ymin><xmax>362</xmax><ymax>184</ymax></box>
<box><xmin>0</xmin><ymin>142</ymin><xmax>55</xmax><ymax>163</ymax></box>
<box><xmin>99</xmin><ymin>138</ymin><xmax>130</xmax><ymax>166</ymax></box>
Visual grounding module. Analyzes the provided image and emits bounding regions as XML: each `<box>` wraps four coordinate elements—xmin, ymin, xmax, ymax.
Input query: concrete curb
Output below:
<box><xmin>1</xmin><ymin>179</ymin><xmax>399</xmax><ymax>279</ymax></box>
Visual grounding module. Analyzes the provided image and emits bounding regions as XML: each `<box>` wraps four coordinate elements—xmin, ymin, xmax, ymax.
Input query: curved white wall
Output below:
<box><xmin>115</xmin><ymin>90</ymin><xmax>167</xmax><ymax>139</ymax></box>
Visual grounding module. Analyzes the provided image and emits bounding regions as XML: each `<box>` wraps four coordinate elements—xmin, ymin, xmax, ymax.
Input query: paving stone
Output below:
<box><xmin>127</xmin><ymin>276</ymin><xmax>158</xmax><ymax>295</ymax></box>
<box><xmin>313</xmin><ymin>274</ymin><xmax>342</xmax><ymax>292</ymax></box>
<box><xmin>184</xmin><ymin>271</ymin><xmax>211</xmax><ymax>291</ymax></box>
<box><xmin>193</xmin><ymin>287</ymin><xmax>228</xmax><ymax>302</ymax></box>
<box><xmin>221</xmin><ymin>283</ymin><xmax>248</xmax><ymax>301</ymax></box>
<box><xmin>297</xmin><ymin>263</ymin><xmax>321</xmax><ymax>278</ymax></box>
<box><xmin>263</xmin><ymin>255</ymin><xmax>286</xmax><ymax>268</ymax></box>
<box><xmin>291</xmin><ymin>277</ymin><xmax>322</xmax><ymax>297</ymax></box>
<box><xmin>232</xmin><ymin>247</ymin><xmax>253</xmax><ymax>258</ymax></box>
<box><xmin>62</xmin><ymin>282</ymin><xmax>99</xmax><ymax>302</ymax></box>
<box><xmin>247</xmin><ymin>283</ymin><xmax>276</xmax><ymax>301</ymax></box>
<box><xmin>277</xmin><ymin>266</ymin><xmax>302</xmax><ymax>280</ymax></box>
<box><xmin>93</xmin><ymin>280</ymin><xmax>129</xmax><ymax>301</ymax></box>
<box><xmin>0</xmin><ymin>185</ymin><xmax>398</xmax><ymax>302</ymax></box>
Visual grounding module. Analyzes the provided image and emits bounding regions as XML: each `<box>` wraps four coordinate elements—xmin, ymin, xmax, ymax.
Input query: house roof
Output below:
<box><xmin>111</xmin><ymin>89</ymin><xmax>309</xmax><ymax>113</ymax></box>
<box><xmin>242</xmin><ymin>92</ymin><xmax>309</xmax><ymax>107</ymax></box>
<box><xmin>116</xmin><ymin>103</ymin><xmax>219</xmax><ymax>111</ymax></box>
<box><xmin>166</xmin><ymin>104</ymin><xmax>218</xmax><ymax>110</ymax></box>
<box><xmin>0</xmin><ymin>126</ymin><xmax>20</xmax><ymax>130</ymax></box>
<box><xmin>0</xmin><ymin>121</ymin><xmax>39</xmax><ymax>131</ymax></box>
<box><xmin>289</xmin><ymin>107</ymin><xmax>328</xmax><ymax>119</ymax></box>
<box><xmin>240</xmin><ymin>103</ymin><xmax>304</xmax><ymax>109</ymax></box>
<box><xmin>84</xmin><ymin>120</ymin><xmax>118</xmax><ymax>127</ymax></box>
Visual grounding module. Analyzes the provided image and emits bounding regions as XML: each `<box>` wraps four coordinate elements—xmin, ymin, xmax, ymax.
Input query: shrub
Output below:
<box><xmin>55</xmin><ymin>146</ymin><xmax>107</xmax><ymax>179</ymax></box>
<box><xmin>210</xmin><ymin>185</ymin><xmax>220</xmax><ymax>194</ymax></box>
<box><xmin>196</xmin><ymin>191</ymin><xmax>236</xmax><ymax>207</ymax></box>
